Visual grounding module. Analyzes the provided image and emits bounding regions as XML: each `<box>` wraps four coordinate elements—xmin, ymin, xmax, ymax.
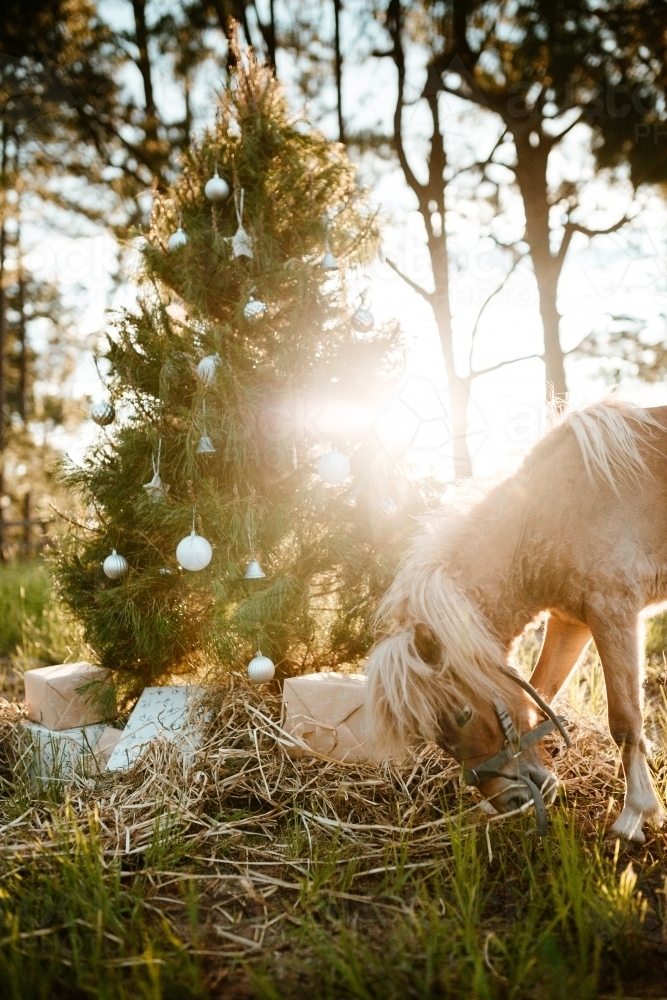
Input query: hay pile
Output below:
<box><xmin>0</xmin><ymin>675</ymin><xmax>660</xmax><ymax>964</ymax></box>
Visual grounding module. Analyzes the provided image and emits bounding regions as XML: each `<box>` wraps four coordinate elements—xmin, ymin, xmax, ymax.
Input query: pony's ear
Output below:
<box><xmin>414</xmin><ymin>622</ymin><xmax>442</xmax><ymax>666</ymax></box>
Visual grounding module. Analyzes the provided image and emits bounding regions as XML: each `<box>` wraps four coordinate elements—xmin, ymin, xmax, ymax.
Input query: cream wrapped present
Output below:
<box><xmin>282</xmin><ymin>673</ymin><xmax>368</xmax><ymax>763</ymax></box>
<box><xmin>24</xmin><ymin>662</ymin><xmax>114</xmax><ymax>731</ymax></box>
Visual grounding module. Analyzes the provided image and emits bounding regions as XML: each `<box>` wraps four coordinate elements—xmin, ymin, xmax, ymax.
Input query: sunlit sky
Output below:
<box><xmin>21</xmin><ymin>4</ymin><xmax>667</xmax><ymax>482</ymax></box>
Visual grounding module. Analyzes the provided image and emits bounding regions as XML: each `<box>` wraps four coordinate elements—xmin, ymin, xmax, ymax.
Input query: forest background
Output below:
<box><xmin>1</xmin><ymin>0</ymin><xmax>666</xmax><ymax>559</ymax></box>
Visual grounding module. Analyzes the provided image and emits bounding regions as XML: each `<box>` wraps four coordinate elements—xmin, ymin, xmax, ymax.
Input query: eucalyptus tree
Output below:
<box><xmin>409</xmin><ymin>0</ymin><xmax>667</xmax><ymax>398</ymax></box>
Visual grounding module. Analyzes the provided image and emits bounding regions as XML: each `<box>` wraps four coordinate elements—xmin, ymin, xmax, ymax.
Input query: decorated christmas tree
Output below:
<box><xmin>55</xmin><ymin>54</ymin><xmax>428</xmax><ymax>690</ymax></box>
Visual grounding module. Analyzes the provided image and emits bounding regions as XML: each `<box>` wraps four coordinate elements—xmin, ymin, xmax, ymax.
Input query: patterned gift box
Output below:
<box><xmin>106</xmin><ymin>686</ymin><xmax>203</xmax><ymax>771</ymax></box>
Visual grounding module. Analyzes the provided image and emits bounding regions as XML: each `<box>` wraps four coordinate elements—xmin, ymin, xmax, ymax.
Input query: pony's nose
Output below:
<box><xmin>497</xmin><ymin>784</ymin><xmax>532</xmax><ymax>813</ymax></box>
<box><xmin>527</xmin><ymin>766</ymin><xmax>558</xmax><ymax>804</ymax></box>
<box><xmin>492</xmin><ymin>767</ymin><xmax>558</xmax><ymax>814</ymax></box>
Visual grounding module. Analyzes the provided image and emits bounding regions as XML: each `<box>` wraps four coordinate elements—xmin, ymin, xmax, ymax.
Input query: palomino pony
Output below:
<box><xmin>366</xmin><ymin>399</ymin><xmax>667</xmax><ymax>842</ymax></box>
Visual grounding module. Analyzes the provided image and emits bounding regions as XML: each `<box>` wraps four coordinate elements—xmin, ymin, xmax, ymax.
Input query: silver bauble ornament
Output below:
<box><xmin>243</xmin><ymin>295</ymin><xmax>268</xmax><ymax>322</ymax></box>
<box><xmin>159</xmin><ymin>567</ymin><xmax>172</xmax><ymax>575</ymax></box>
<box><xmin>167</xmin><ymin>227</ymin><xmax>188</xmax><ymax>252</ymax></box>
<box><xmin>378</xmin><ymin>497</ymin><xmax>398</xmax><ymax>517</ymax></box>
<box><xmin>317</xmin><ymin>449</ymin><xmax>351</xmax><ymax>485</ymax></box>
<box><xmin>91</xmin><ymin>401</ymin><xmax>115</xmax><ymax>427</ymax></box>
<box><xmin>143</xmin><ymin>471</ymin><xmax>169</xmax><ymax>502</ymax></box>
<box><xmin>352</xmin><ymin>307</ymin><xmax>375</xmax><ymax>333</ymax></box>
<box><xmin>197</xmin><ymin>355</ymin><xmax>219</xmax><ymax>385</ymax></box>
<box><xmin>196</xmin><ymin>434</ymin><xmax>216</xmax><ymax>454</ymax></box>
<box><xmin>244</xmin><ymin>559</ymin><xmax>266</xmax><ymax>580</ymax></box>
<box><xmin>176</xmin><ymin>531</ymin><xmax>212</xmax><ymax>571</ymax></box>
<box><xmin>204</xmin><ymin>170</ymin><xmax>230</xmax><ymax>202</ymax></box>
<box><xmin>103</xmin><ymin>549</ymin><xmax>128</xmax><ymax>580</ymax></box>
<box><xmin>247</xmin><ymin>651</ymin><xmax>275</xmax><ymax>684</ymax></box>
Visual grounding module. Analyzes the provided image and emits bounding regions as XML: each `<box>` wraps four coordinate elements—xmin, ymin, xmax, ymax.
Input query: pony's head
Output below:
<box><xmin>365</xmin><ymin>535</ymin><xmax>558</xmax><ymax>815</ymax></box>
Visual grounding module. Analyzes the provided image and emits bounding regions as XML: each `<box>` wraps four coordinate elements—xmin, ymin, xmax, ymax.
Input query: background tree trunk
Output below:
<box><xmin>512</xmin><ymin>134</ymin><xmax>567</xmax><ymax>397</ymax></box>
<box><xmin>333</xmin><ymin>0</ymin><xmax>344</xmax><ymax>142</ymax></box>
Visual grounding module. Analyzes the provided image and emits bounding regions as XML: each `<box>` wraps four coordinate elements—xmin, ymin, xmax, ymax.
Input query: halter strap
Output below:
<box><xmin>461</xmin><ymin>669</ymin><xmax>571</xmax><ymax>836</ymax></box>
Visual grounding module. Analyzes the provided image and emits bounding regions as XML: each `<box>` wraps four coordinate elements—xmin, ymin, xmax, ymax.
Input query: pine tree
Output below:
<box><xmin>55</xmin><ymin>56</ymin><xmax>429</xmax><ymax>690</ymax></box>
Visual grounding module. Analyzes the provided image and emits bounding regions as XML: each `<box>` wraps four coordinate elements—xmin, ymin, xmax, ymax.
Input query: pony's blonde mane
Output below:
<box><xmin>366</xmin><ymin>397</ymin><xmax>661</xmax><ymax>758</ymax></box>
<box><xmin>556</xmin><ymin>397</ymin><xmax>661</xmax><ymax>492</ymax></box>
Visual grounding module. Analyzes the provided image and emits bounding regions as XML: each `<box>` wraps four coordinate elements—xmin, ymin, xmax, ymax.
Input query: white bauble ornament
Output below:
<box><xmin>204</xmin><ymin>171</ymin><xmax>230</xmax><ymax>202</ymax></box>
<box><xmin>197</xmin><ymin>354</ymin><xmax>219</xmax><ymax>385</ymax></box>
<box><xmin>168</xmin><ymin>227</ymin><xmax>188</xmax><ymax>252</ymax></box>
<box><xmin>91</xmin><ymin>401</ymin><xmax>115</xmax><ymax>427</ymax></box>
<box><xmin>352</xmin><ymin>307</ymin><xmax>374</xmax><ymax>333</ymax></box>
<box><xmin>244</xmin><ymin>559</ymin><xmax>266</xmax><ymax>580</ymax></box>
<box><xmin>247</xmin><ymin>651</ymin><xmax>275</xmax><ymax>684</ymax></box>
<box><xmin>103</xmin><ymin>549</ymin><xmax>128</xmax><ymax>580</ymax></box>
<box><xmin>243</xmin><ymin>295</ymin><xmax>268</xmax><ymax>322</ymax></box>
<box><xmin>317</xmin><ymin>449</ymin><xmax>351</xmax><ymax>485</ymax></box>
<box><xmin>176</xmin><ymin>531</ymin><xmax>212</xmax><ymax>571</ymax></box>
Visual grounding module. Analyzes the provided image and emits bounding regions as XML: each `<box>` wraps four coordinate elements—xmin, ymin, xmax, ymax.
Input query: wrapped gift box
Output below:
<box><xmin>24</xmin><ymin>662</ymin><xmax>114</xmax><ymax>731</ymax></box>
<box><xmin>93</xmin><ymin>726</ymin><xmax>124</xmax><ymax>766</ymax></box>
<box><xmin>22</xmin><ymin>720</ymin><xmax>107</xmax><ymax>780</ymax></box>
<box><xmin>282</xmin><ymin>673</ymin><xmax>368</xmax><ymax>763</ymax></box>
<box><xmin>106</xmin><ymin>686</ymin><xmax>203</xmax><ymax>771</ymax></box>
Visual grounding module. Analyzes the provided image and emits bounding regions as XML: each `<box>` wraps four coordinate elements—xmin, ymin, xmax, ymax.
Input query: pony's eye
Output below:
<box><xmin>455</xmin><ymin>705</ymin><xmax>473</xmax><ymax>728</ymax></box>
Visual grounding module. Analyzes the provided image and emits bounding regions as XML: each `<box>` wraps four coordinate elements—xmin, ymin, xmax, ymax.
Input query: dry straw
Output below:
<box><xmin>0</xmin><ymin>674</ymin><xmax>663</xmax><ymax>960</ymax></box>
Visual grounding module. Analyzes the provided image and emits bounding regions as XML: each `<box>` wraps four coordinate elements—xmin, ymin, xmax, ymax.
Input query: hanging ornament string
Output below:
<box><xmin>244</xmin><ymin>519</ymin><xmax>265</xmax><ymax>578</ymax></box>
<box><xmin>231</xmin><ymin>188</ymin><xmax>253</xmax><ymax>259</ymax></box>
<box><xmin>321</xmin><ymin>212</ymin><xmax>338</xmax><ymax>270</ymax></box>
<box><xmin>196</xmin><ymin>398</ymin><xmax>216</xmax><ymax>454</ymax></box>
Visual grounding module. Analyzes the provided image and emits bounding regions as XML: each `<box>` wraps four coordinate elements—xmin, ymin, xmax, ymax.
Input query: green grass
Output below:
<box><xmin>0</xmin><ymin>561</ymin><xmax>89</xmax><ymax>694</ymax></box>
<box><xmin>1</xmin><ymin>804</ymin><xmax>662</xmax><ymax>1000</ymax></box>
<box><xmin>0</xmin><ymin>561</ymin><xmax>52</xmax><ymax>658</ymax></box>
<box><xmin>1</xmin><ymin>596</ymin><xmax>667</xmax><ymax>998</ymax></box>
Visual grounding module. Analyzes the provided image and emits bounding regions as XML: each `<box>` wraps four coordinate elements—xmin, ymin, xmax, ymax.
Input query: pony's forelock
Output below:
<box><xmin>367</xmin><ymin>526</ymin><xmax>508</xmax><ymax>758</ymax></box>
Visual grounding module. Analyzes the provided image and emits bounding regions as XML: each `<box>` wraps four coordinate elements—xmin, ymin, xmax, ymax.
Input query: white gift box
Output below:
<box><xmin>106</xmin><ymin>686</ymin><xmax>203</xmax><ymax>771</ymax></box>
<box><xmin>22</xmin><ymin>720</ymin><xmax>107</xmax><ymax>779</ymax></box>
<box><xmin>24</xmin><ymin>662</ymin><xmax>114</xmax><ymax>731</ymax></box>
<box><xmin>282</xmin><ymin>673</ymin><xmax>368</xmax><ymax>763</ymax></box>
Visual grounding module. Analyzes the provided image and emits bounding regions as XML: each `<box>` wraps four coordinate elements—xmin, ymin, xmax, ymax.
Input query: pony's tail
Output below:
<box><xmin>365</xmin><ymin>629</ymin><xmax>443</xmax><ymax>760</ymax></box>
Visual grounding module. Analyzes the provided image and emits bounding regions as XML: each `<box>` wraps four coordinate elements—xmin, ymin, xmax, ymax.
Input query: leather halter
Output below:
<box><xmin>461</xmin><ymin>667</ymin><xmax>571</xmax><ymax>836</ymax></box>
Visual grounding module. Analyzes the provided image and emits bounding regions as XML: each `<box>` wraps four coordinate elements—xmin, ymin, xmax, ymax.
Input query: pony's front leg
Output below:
<box><xmin>588</xmin><ymin>612</ymin><xmax>666</xmax><ymax>843</ymax></box>
<box><xmin>529</xmin><ymin>611</ymin><xmax>591</xmax><ymax>702</ymax></box>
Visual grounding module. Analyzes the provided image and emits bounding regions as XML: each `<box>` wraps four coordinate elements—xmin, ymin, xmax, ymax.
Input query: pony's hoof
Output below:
<box><xmin>610</xmin><ymin>810</ymin><xmax>646</xmax><ymax>843</ymax></box>
<box><xmin>650</xmin><ymin>808</ymin><xmax>667</xmax><ymax>830</ymax></box>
